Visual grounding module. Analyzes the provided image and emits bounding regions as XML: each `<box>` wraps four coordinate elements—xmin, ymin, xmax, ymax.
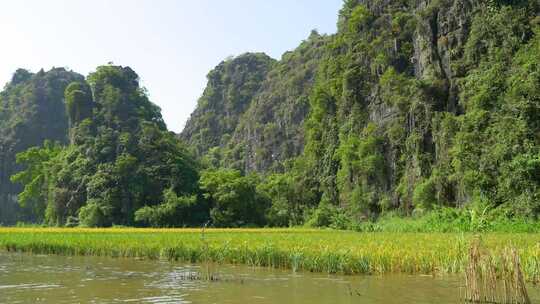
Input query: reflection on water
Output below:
<box><xmin>0</xmin><ymin>252</ymin><xmax>538</xmax><ymax>304</ymax></box>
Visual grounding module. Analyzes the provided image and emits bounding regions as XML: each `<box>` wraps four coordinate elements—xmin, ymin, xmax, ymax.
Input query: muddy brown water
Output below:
<box><xmin>1</xmin><ymin>252</ymin><xmax>539</xmax><ymax>303</ymax></box>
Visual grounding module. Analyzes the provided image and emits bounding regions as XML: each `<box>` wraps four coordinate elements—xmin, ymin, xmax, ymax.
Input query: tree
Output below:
<box><xmin>134</xmin><ymin>189</ymin><xmax>198</xmax><ymax>227</ymax></box>
<box><xmin>200</xmin><ymin>169</ymin><xmax>269</xmax><ymax>227</ymax></box>
<box><xmin>10</xmin><ymin>141</ymin><xmax>62</xmax><ymax>222</ymax></box>
<box><xmin>65</xmin><ymin>81</ymin><xmax>94</xmax><ymax>128</ymax></box>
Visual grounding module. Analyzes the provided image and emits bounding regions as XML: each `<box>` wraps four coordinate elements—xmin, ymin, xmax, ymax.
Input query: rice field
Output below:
<box><xmin>1</xmin><ymin>228</ymin><xmax>539</xmax><ymax>281</ymax></box>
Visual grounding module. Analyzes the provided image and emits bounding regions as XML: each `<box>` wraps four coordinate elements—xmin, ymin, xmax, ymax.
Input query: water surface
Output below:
<box><xmin>1</xmin><ymin>252</ymin><xmax>538</xmax><ymax>303</ymax></box>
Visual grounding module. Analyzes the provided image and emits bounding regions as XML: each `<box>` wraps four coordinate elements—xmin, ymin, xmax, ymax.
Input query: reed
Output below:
<box><xmin>464</xmin><ymin>238</ymin><xmax>531</xmax><ymax>304</ymax></box>
<box><xmin>199</xmin><ymin>221</ymin><xmax>220</xmax><ymax>281</ymax></box>
<box><xmin>0</xmin><ymin>228</ymin><xmax>539</xmax><ymax>281</ymax></box>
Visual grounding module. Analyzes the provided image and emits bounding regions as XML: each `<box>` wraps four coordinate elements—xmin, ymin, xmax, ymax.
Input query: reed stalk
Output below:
<box><xmin>464</xmin><ymin>238</ymin><xmax>531</xmax><ymax>304</ymax></box>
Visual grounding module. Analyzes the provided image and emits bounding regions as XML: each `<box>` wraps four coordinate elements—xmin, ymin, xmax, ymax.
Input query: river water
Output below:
<box><xmin>0</xmin><ymin>252</ymin><xmax>538</xmax><ymax>303</ymax></box>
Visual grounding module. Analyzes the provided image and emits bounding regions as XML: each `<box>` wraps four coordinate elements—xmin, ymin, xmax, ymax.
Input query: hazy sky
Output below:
<box><xmin>0</xmin><ymin>0</ymin><xmax>342</xmax><ymax>132</ymax></box>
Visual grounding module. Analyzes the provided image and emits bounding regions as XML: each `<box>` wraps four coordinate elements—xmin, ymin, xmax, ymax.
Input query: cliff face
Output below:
<box><xmin>183</xmin><ymin>0</ymin><xmax>540</xmax><ymax>217</ymax></box>
<box><xmin>181</xmin><ymin>37</ymin><xmax>329</xmax><ymax>174</ymax></box>
<box><xmin>225</xmin><ymin>32</ymin><xmax>329</xmax><ymax>173</ymax></box>
<box><xmin>182</xmin><ymin>0</ymin><xmax>478</xmax><ymax>179</ymax></box>
<box><xmin>0</xmin><ymin>68</ymin><xmax>84</xmax><ymax>224</ymax></box>
<box><xmin>303</xmin><ymin>0</ymin><xmax>540</xmax><ymax>215</ymax></box>
<box><xmin>180</xmin><ymin>53</ymin><xmax>276</xmax><ymax>157</ymax></box>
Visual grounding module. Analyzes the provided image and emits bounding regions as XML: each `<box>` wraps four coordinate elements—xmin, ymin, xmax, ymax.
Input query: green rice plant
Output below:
<box><xmin>0</xmin><ymin>228</ymin><xmax>539</xmax><ymax>281</ymax></box>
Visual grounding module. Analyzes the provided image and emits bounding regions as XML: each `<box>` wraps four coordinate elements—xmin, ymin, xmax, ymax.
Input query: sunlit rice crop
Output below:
<box><xmin>0</xmin><ymin>228</ymin><xmax>539</xmax><ymax>281</ymax></box>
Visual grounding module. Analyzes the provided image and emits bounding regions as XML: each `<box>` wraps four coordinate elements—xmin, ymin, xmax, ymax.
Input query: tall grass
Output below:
<box><xmin>353</xmin><ymin>209</ymin><xmax>540</xmax><ymax>233</ymax></box>
<box><xmin>0</xmin><ymin>228</ymin><xmax>539</xmax><ymax>281</ymax></box>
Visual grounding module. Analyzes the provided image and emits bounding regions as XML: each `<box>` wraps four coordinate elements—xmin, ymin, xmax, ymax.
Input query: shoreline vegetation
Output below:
<box><xmin>1</xmin><ymin>228</ymin><xmax>539</xmax><ymax>282</ymax></box>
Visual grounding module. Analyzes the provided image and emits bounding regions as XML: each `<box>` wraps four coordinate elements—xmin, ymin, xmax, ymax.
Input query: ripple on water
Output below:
<box><xmin>123</xmin><ymin>295</ymin><xmax>190</xmax><ymax>304</ymax></box>
<box><xmin>0</xmin><ymin>283</ymin><xmax>62</xmax><ymax>290</ymax></box>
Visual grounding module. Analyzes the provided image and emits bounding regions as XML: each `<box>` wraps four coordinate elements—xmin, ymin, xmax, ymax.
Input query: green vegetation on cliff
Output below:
<box><xmin>181</xmin><ymin>53</ymin><xmax>276</xmax><ymax>158</ymax></box>
<box><xmin>3</xmin><ymin>0</ymin><xmax>540</xmax><ymax>229</ymax></box>
<box><xmin>180</xmin><ymin>33</ymin><xmax>329</xmax><ymax>174</ymax></box>
<box><xmin>0</xmin><ymin>68</ymin><xmax>83</xmax><ymax>224</ymax></box>
<box><xmin>182</xmin><ymin>0</ymin><xmax>540</xmax><ymax>229</ymax></box>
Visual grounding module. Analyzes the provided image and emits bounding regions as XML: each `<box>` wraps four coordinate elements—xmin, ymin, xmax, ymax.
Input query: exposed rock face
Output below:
<box><xmin>180</xmin><ymin>53</ymin><xmax>275</xmax><ymax>158</ymax></box>
<box><xmin>181</xmin><ymin>35</ymin><xmax>328</xmax><ymax>174</ymax></box>
<box><xmin>181</xmin><ymin>1</ymin><xmax>480</xmax><ymax>182</ymax></box>
<box><xmin>414</xmin><ymin>0</ymin><xmax>477</xmax><ymax>112</ymax></box>
<box><xmin>302</xmin><ymin>0</ymin><xmax>540</xmax><ymax>215</ymax></box>
<box><xmin>0</xmin><ymin>68</ymin><xmax>84</xmax><ymax>224</ymax></box>
<box><xmin>226</xmin><ymin>33</ymin><xmax>329</xmax><ymax>173</ymax></box>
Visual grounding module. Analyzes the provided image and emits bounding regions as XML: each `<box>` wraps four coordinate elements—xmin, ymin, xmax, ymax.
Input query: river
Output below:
<box><xmin>1</xmin><ymin>252</ymin><xmax>538</xmax><ymax>303</ymax></box>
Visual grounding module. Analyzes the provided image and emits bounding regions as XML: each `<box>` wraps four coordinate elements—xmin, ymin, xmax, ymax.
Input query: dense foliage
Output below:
<box><xmin>200</xmin><ymin>169</ymin><xmax>268</xmax><ymax>227</ymax></box>
<box><xmin>3</xmin><ymin>0</ymin><xmax>540</xmax><ymax>229</ymax></box>
<box><xmin>306</xmin><ymin>0</ymin><xmax>539</xmax><ymax>227</ymax></box>
<box><xmin>0</xmin><ymin>68</ymin><xmax>83</xmax><ymax>224</ymax></box>
<box><xmin>182</xmin><ymin>0</ymin><xmax>540</xmax><ymax>228</ymax></box>
<box><xmin>10</xmin><ymin>66</ymin><xmax>202</xmax><ymax>226</ymax></box>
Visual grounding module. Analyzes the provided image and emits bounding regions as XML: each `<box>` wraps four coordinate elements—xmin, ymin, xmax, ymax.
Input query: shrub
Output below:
<box><xmin>79</xmin><ymin>201</ymin><xmax>111</xmax><ymax>227</ymax></box>
<box><xmin>412</xmin><ymin>178</ymin><xmax>437</xmax><ymax>211</ymax></box>
<box><xmin>134</xmin><ymin>189</ymin><xmax>197</xmax><ymax>227</ymax></box>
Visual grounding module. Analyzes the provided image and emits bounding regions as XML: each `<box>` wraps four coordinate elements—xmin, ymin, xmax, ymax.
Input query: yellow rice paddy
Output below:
<box><xmin>1</xmin><ymin>228</ymin><xmax>539</xmax><ymax>281</ymax></box>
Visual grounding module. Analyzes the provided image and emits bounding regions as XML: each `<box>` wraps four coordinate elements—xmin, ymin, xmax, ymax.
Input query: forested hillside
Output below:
<box><xmin>3</xmin><ymin>0</ymin><xmax>540</xmax><ymax>229</ymax></box>
<box><xmin>0</xmin><ymin>68</ymin><xmax>83</xmax><ymax>224</ymax></box>
<box><xmin>183</xmin><ymin>0</ymin><xmax>540</xmax><ymax>228</ymax></box>
<box><xmin>298</xmin><ymin>0</ymin><xmax>540</xmax><ymax>224</ymax></box>
<box><xmin>10</xmin><ymin>66</ymin><xmax>206</xmax><ymax>227</ymax></box>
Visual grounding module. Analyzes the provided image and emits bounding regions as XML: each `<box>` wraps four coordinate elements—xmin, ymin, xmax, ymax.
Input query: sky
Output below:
<box><xmin>0</xmin><ymin>0</ymin><xmax>342</xmax><ymax>132</ymax></box>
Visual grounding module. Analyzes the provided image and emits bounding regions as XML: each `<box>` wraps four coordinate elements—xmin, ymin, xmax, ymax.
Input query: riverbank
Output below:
<box><xmin>1</xmin><ymin>228</ymin><xmax>539</xmax><ymax>281</ymax></box>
